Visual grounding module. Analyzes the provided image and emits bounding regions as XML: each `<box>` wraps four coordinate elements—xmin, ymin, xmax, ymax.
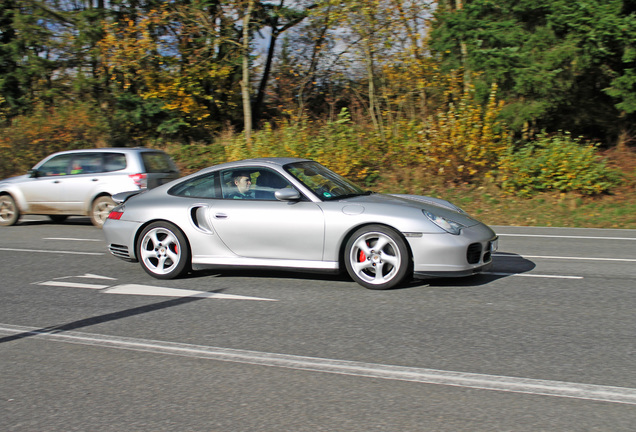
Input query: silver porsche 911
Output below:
<box><xmin>103</xmin><ymin>158</ymin><xmax>498</xmax><ymax>290</ymax></box>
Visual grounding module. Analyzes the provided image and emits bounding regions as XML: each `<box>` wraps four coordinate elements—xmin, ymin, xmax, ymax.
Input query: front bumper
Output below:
<box><xmin>406</xmin><ymin>224</ymin><xmax>497</xmax><ymax>278</ymax></box>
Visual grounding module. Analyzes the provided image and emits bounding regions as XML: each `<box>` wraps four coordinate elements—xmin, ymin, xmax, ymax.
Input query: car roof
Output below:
<box><xmin>203</xmin><ymin>157</ymin><xmax>312</xmax><ymax>171</ymax></box>
<box><xmin>47</xmin><ymin>147</ymin><xmax>167</xmax><ymax>156</ymax></box>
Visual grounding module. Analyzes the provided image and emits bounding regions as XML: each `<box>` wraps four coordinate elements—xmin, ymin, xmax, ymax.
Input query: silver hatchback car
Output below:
<box><xmin>0</xmin><ymin>148</ymin><xmax>180</xmax><ymax>227</ymax></box>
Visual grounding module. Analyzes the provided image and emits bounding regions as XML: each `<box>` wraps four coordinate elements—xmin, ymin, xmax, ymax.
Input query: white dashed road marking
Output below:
<box><xmin>103</xmin><ymin>284</ymin><xmax>277</xmax><ymax>301</ymax></box>
<box><xmin>483</xmin><ymin>272</ymin><xmax>583</xmax><ymax>280</ymax></box>
<box><xmin>37</xmin><ymin>280</ymin><xmax>111</xmax><ymax>289</ymax></box>
<box><xmin>43</xmin><ymin>237</ymin><xmax>103</xmax><ymax>242</ymax></box>
<box><xmin>0</xmin><ymin>247</ymin><xmax>103</xmax><ymax>256</ymax></box>
<box><xmin>495</xmin><ymin>253</ymin><xmax>636</xmax><ymax>263</ymax></box>
<box><xmin>498</xmin><ymin>233</ymin><xmax>636</xmax><ymax>241</ymax></box>
<box><xmin>33</xmin><ymin>274</ymin><xmax>277</xmax><ymax>302</ymax></box>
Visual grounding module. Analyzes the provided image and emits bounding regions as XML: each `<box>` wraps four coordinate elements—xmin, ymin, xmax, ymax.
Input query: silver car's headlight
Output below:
<box><xmin>423</xmin><ymin>210</ymin><xmax>464</xmax><ymax>235</ymax></box>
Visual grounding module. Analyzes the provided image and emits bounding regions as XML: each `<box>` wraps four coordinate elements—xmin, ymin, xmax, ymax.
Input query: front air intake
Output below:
<box><xmin>467</xmin><ymin>243</ymin><xmax>482</xmax><ymax>264</ymax></box>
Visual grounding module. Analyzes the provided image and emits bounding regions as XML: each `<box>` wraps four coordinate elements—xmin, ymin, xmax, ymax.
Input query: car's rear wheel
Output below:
<box><xmin>137</xmin><ymin>222</ymin><xmax>190</xmax><ymax>279</ymax></box>
<box><xmin>0</xmin><ymin>194</ymin><xmax>20</xmax><ymax>226</ymax></box>
<box><xmin>344</xmin><ymin>224</ymin><xmax>411</xmax><ymax>290</ymax></box>
<box><xmin>90</xmin><ymin>196</ymin><xmax>116</xmax><ymax>228</ymax></box>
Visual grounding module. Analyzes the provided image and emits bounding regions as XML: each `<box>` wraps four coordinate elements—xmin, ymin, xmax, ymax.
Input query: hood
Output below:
<box><xmin>343</xmin><ymin>192</ymin><xmax>481</xmax><ymax>227</ymax></box>
<box><xmin>0</xmin><ymin>174</ymin><xmax>29</xmax><ymax>185</ymax></box>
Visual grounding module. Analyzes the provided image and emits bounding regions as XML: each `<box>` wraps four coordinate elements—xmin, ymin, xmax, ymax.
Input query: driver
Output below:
<box><xmin>228</xmin><ymin>172</ymin><xmax>255</xmax><ymax>199</ymax></box>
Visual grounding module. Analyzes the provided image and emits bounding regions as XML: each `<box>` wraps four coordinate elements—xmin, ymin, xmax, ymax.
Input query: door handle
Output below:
<box><xmin>214</xmin><ymin>213</ymin><xmax>228</xmax><ymax>219</ymax></box>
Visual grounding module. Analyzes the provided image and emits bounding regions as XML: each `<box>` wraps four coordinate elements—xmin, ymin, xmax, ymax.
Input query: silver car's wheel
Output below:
<box><xmin>90</xmin><ymin>196</ymin><xmax>116</xmax><ymax>228</ymax></box>
<box><xmin>0</xmin><ymin>194</ymin><xmax>20</xmax><ymax>226</ymax></box>
<box><xmin>344</xmin><ymin>225</ymin><xmax>411</xmax><ymax>290</ymax></box>
<box><xmin>137</xmin><ymin>222</ymin><xmax>190</xmax><ymax>279</ymax></box>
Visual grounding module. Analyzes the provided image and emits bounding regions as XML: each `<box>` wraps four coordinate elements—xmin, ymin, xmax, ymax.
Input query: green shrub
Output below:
<box><xmin>498</xmin><ymin>132</ymin><xmax>621</xmax><ymax>196</ymax></box>
<box><xmin>417</xmin><ymin>83</ymin><xmax>511</xmax><ymax>184</ymax></box>
<box><xmin>160</xmin><ymin>141</ymin><xmax>226</xmax><ymax>174</ymax></box>
<box><xmin>222</xmin><ymin>109</ymin><xmax>377</xmax><ymax>182</ymax></box>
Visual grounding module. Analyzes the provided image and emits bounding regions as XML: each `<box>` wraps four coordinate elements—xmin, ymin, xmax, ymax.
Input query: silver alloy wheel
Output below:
<box><xmin>139</xmin><ymin>226</ymin><xmax>184</xmax><ymax>277</ymax></box>
<box><xmin>345</xmin><ymin>225</ymin><xmax>410</xmax><ymax>290</ymax></box>
<box><xmin>91</xmin><ymin>196</ymin><xmax>116</xmax><ymax>227</ymax></box>
<box><xmin>0</xmin><ymin>194</ymin><xmax>20</xmax><ymax>226</ymax></box>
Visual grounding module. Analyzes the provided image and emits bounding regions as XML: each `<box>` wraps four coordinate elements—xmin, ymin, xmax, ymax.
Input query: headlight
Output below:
<box><xmin>423</xmin><ymin>210</ymin><xmax>464</xmax><ymax>235</ymax></box>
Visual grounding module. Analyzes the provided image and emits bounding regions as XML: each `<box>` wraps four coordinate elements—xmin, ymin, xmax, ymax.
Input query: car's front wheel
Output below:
<box><xmin>0</xmin><ymin>194</ymin><xmax>20</xmax><ymax>226</ymax></box>
<box><xmin>90</xmin><ymin>196</ymin><xmax>116</xmax><ymax>228</ymax></box>
<box><xmin>137</xmin><ymin>222</ymin><xmax>190</xmax><ymax>279</ymax></box>
<box><xmin>344</xmin><ymin>224</ymin><xmax>411</xmax><ymax>290</ymax></box>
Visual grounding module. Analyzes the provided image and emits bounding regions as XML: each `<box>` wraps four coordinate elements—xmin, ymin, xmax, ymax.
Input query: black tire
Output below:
<box><xmin>344</xmin><ymin>224</ymin><xmax>411</xmax><ymax>290</ymax></box>
<box><xmin>90</xmin><ymin>195</ymin><xmax>116</xmax><ymax>228</ymax></box>
<box><xmin>48</xmin><ymin>215</ymin><xmax>68</xmax><ymax>223</ymax></box>
<box><xmin>137</xmin><ymin>221</ymin><xmax>190</xmax><ymax>279</ymax></box>
<box><xmin>0</xmin><ymin>194</ymin><xmax>20</xmax><ymax>226</ymax></box>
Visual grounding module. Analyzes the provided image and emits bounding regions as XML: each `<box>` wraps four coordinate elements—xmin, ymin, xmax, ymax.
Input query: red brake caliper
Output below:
<box><xmin>358</xmin><ymin>240</ymin><xmax>371</xmax><ymax>262</ymax></box>
<box><xmin>358</xmin><ymin>250</ymin><xmax>366</xmax><ymax>262</ymax></box>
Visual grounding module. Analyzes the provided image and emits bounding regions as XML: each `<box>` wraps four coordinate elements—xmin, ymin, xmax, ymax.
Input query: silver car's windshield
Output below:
<box><xmin>285</xmin><ymin>161</ymin><xmax>369</xmax><ymax>201</ymax></box>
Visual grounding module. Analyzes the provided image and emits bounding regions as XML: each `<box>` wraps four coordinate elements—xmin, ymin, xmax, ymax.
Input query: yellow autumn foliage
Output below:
<box><xmin>97</xmin><ymin>7</ymin><xmax>236</xmax><ymax>130</ymax></box>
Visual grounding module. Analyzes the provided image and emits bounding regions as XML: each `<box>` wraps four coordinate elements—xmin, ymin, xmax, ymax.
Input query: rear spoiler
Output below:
<box><xmin>112</xmin><ymin>190</ymin><xmax>143</xmax><ymax>204</ymax></box>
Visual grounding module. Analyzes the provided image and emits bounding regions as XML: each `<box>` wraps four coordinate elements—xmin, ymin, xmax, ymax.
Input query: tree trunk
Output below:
<box><xmin>241</xmin><ymin>0</ymin><xmax>254</xmax><ymax>150</ymax></box>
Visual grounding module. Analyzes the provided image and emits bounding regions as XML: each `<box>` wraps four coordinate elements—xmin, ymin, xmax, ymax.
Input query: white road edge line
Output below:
<box><xmin>1</xmin><ymin>324</ymin><xmax>635</xmax><ymax>406</ymax></box>
<box><xmin>498</xmin><ymin>234</ymin><xmax>636</xmax><ymax>241</ymax></box>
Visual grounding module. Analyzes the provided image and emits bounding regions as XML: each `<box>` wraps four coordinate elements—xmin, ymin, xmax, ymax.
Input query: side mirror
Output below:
<box><xmin>28</xmin><ymin>169</ymin><xmax>40</xmax><ymax>178</ymax></box>
<box><xmin>275</xmin><ymin>188</ymin><xmax>301</xmax><ymax>201</ymax></box>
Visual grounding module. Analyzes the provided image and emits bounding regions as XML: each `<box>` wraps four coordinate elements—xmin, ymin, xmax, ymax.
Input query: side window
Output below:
<box><xmin>169</xmin><ymin>172</ymin><xmax>219</xmax><ymax>198</ymax></box>
<box><xmin>37</xmin><ymin>155</ymin><xmax>73</xmax><ymax>176</ymax></box>
<box><xmin>103</xmin><ymin>153</ymin><xmax>127</xmax><ymax>172</ymax></box>
<box><xmin>70</xmin><ymin>154</ymin><xmax>104</xmax><ymax>175</ymax></box>
<box><xmin>221</xmin><ymin>168</ymin><xmax>291</xmax><ymax>200</ymax></box>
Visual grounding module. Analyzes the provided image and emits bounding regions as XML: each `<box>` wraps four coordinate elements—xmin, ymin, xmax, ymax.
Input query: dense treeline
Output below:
<box><xmin>0</xmin><ymin>0</ymin><xmax>632</xmax><ymax>195</ymax></box>
<box><xmin>432</xmin><ymin>0</ymin><xmax>636</xmax><ymax>147</ymax></box>
<box><xmin>1</xmin><ymin>0</ymin><xmax>435</xmax><ymax>143</ymax></box>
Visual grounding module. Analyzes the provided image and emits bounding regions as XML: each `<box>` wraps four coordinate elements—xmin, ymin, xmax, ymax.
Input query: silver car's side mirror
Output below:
<box><xmin>275</xmin><ymin>188</ymin><xmax>301</xmax><ymax>201</ymax></box>
<box><xmin>28</xmin><ymin>169</ymin><xmax>40</xmax><ymax>178</ymax></box>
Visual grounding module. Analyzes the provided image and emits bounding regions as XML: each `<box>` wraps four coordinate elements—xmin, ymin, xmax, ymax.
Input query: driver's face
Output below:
<box><xmin>235</xmin><ymin>176</ymin><xmax>251</xmax><ymax>193</ymax></box>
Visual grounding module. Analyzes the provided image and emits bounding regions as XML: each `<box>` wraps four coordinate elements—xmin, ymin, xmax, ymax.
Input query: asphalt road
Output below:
<box><xmin>1</xmin><ymin>216</ymin><xmax>635</xmax><ymax>431</ymax></box>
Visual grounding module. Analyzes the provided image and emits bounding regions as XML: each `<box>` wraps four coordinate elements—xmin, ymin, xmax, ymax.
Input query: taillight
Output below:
<box><xmin>108</xmin><ymin>211</ymin><xmax>124</xmax><ymax>220</ymax></box>
<box><xmin>129</xmin><ymin>173</ymin><xmax>148</xmax><ymax>189</ymax></box>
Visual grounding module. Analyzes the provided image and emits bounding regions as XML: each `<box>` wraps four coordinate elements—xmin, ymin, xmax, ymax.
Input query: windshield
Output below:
<box><xmin>285</xmin><ymin>161</ymin><xmax>368</xmax><ymax>201</ymax></box>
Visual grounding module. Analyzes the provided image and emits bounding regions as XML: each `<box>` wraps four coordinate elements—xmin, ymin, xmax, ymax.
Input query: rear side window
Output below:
<box><xmin>169</xmin><ymin>172</ymin><xmax>219</xmax><ymax>198</ymax></box>
<box><xmin>141</xmin><ymin>152</ymin><xmax>177</xmax><ymax>173</ymax></box>
<box><xmin>70</xmin><ymin>154</ymin><xmax>104</xmax><ymax>174</ymax></box>
<box><xmin>103</xmin><ymin>153</ymin><xmax>127</xmax><ymax>172</ymax></box>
